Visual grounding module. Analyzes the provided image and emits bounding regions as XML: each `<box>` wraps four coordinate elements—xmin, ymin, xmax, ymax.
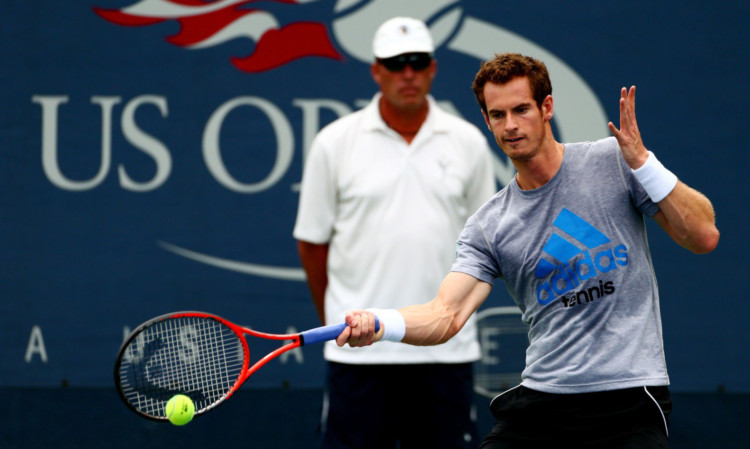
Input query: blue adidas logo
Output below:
<box><xmin>535</xmin><ymin>208</ymin><xmax>628</xmax><ymax>306</ymax></box>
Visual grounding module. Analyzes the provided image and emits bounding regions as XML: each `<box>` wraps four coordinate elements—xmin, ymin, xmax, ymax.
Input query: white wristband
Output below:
<box><xmin>366</xmin><ymin>308</ymin><xmax>406</xmax><ymax>342</ymax></box>
<box><xmin>632</xmin><ymin>151</ymin><xmax>678</xmax><ymax>203</ymax></box>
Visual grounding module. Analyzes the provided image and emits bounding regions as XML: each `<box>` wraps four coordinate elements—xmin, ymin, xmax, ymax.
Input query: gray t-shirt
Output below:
<box><xmin>453</xmin><ymin>137</ymin><xmax>669</xmax><ymax>393</ymax></box>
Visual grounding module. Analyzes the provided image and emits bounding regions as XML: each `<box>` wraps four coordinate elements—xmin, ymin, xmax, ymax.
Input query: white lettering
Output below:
<box><xmin>480</xmin><ymin>327</ymin><xmax>501</xmax><ymax>365</ymax></box>
<box><xmin>33</xmin><ymin>95</ymin><xmax>514</xmax><ymax>193</ymax></box>
<box><xmin>203</xmin><ymin>96</ymin><xmax>293</xmax><ymax>193</ymax></box>
<box><xmin>25</xmin><ymin>325</ymin><xmax>48</xmax><ymax>363</ymax></box>
<box><xmin>279</xmin><ymin>326</ymin><xmax>304</xmax><ymax>364</ymax></box>
<box><xmin>119</xmin><ymin>95</ymin><xmax>172</xmax><ymax>192</ymax></box>
<box><xmin>33</xmin><ymin>95</ymin><xmax>118</xmax><ymax>191</ymax></box>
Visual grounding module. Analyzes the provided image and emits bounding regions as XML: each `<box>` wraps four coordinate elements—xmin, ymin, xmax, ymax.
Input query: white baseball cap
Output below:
<box><xmin>372</xmin><ymin>17</ymin><xmax>434</xmax><ymax>59</ymax></box>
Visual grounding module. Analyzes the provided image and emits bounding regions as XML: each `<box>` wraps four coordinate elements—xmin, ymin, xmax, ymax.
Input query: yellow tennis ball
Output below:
<box><xmin>165</xmin><ymin>394</ymin><xmax>195</xmax><ymax>426</ymax></box>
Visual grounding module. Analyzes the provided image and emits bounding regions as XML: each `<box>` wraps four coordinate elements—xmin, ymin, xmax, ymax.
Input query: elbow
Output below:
<box><xmin>418</xmin><ymin>310</ymin><xmax>463</xmax><ymax>346</ymax></box>
<box><xmin>694</xmin><ymin>227</ymin><xmax>720</xmax><ymax>254</ymax></box>
<box><xmin>436</xmin><ymin>313</ymin><xmax>470</xmax><ymax>345</ymax></box>
<box><xmin>686</xmin><ymin>226</ymin><xmax>720</xmax><ymax>254</ymax></box>
<box><xmin>437</xmin><ymin>320</ymin><xmax>463</xmax><ymax>345</ymax></box>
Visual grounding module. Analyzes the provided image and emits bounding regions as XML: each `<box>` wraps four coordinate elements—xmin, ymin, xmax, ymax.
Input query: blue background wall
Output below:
<box><xmin>2</xmin><ymin>1</ymin><xmax>748</xmax><ymax>447</ymax></box>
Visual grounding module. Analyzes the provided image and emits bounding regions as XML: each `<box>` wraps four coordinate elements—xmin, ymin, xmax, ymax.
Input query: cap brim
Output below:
<box><xmin>374</xmin><ymin>44</ymin><xmax>434</xmax><ymax>59</ymax></box>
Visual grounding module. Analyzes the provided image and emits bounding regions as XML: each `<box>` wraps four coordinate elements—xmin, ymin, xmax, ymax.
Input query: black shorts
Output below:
<box><xmin>320</xmin><ymin>361</ymin><xmax>479</xmax><ymax>449</ymax></box>
<box><xmin>479</xmin><ymin>385</ymin><xmax>671</xmax><ymax>449</ymax></box>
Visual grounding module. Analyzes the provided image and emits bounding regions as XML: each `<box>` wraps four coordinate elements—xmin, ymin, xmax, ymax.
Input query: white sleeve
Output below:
<box><xmin>292</xmin><ymin>137</ymin><xmax>337</xmax><ymax>244</ymax></box>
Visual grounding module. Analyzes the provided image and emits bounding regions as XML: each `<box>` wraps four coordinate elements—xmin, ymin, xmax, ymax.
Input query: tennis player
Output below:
<box><xmin>293</xmin><ymin>17</ymin><xmax>496</xmax><ymax>449</ymax></box>
<box><xmin>337</xmin><ymin>53</ymin><xmax>719</xmax><ymax>448</ymax></box>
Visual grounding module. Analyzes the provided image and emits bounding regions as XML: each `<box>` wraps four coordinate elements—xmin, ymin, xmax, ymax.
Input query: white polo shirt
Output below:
<box><xmin>293</xmin><ymin>93</ymin><xmax>496</xmax><ymax>364</ymax></box>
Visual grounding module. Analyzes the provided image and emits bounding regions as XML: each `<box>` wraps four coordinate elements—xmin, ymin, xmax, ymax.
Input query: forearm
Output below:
<box><xmin>628</xmin><ymin>150</ymin><xmax>719</xmax><ymax>254</ymax></box>
<box><xmin>400</xmin><ymin>301</ymin><xmax>466</xmax><ymax>346</ymax></box>
<box><xmin>654</xmin><ymin>181</ymin><xmax>719</xmax><ymax>254</ymax></box>
<box><xmin>401</xmin><ymin>272</ymin><xmax>492</xmax><ymax>346</ymax></box>
<box><xmin>337</xmin><ymin>272</ymin><xmax>492</xmax><ymax>348</ymax></box>
<box><xmin>297</xmin><ymin>240</ymin><xmax>329</xmax><ymax>324</ymax></box>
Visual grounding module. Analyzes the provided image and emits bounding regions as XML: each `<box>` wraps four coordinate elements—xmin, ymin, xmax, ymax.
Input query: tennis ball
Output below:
<box><xmin>165</xmin><ymin>394</ymin><xmax>195</xmax><ymax>426</ymax></box>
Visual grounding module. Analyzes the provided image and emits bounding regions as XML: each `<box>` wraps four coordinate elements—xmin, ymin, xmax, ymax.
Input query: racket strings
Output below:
<box><xmin>118</xmin><ymin>316</ymin><xmax>245</xmax><ymax>418</ymax></box>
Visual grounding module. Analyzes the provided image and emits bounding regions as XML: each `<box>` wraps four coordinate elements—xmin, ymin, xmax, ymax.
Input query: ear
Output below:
<box><xmin>481</xmin><ymin>109</ymin><xmax>491</xmax><ymax>130</ymax></box>
<box><xmin>371</xmin><ymin>62</ymin><xmax>381</xmax><ymax>85</ymax></box>
<box><xmin>542</xmin><ymin>94</ymin><xmax>554</xmax><ymax>121</ymax></box>
<box><xmin>428</xmin><ymin>59</ymin><xmax>437</xmax><ymax>82</ymax></box>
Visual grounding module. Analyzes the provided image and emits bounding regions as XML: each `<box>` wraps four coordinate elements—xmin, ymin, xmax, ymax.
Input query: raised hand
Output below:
<box><xmin>608</xmin><ymin>86</ymin><xmax>650</xmax><ymax>169</ymax></box>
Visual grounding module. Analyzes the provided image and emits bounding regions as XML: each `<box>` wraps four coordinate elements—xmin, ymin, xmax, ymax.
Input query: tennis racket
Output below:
<box><xmin>473</xmin><ymin>306</ymin><xmax>527</xmax><ymax>398</ymax></box>
<box><xmin>114</xmin><ymin>311</ymin><xmax>378</xmax><ymax>421</ymax></box>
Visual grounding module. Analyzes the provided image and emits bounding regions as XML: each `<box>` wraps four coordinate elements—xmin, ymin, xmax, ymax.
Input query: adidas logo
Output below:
<box><xmin>535</xmin><ymin>208</ymin><xmax>628</xmax><ymax>306</ymax></box>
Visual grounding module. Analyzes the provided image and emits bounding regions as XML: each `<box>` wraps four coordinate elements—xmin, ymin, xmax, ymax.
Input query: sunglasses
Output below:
<box><xmin>378</xmin><ymin>53</ymin><xmax>433</xmax><ymax>72</ymax></box>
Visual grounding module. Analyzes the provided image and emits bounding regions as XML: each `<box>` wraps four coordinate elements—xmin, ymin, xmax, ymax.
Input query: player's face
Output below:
<box><xmin>482</xmin><ymin>77</ymin><xmax>553</xmax><ymax>162</ymax></box>
<box><xmin>371</xmin><ymin>54</ymin><xmax>436</xmax><ymax>112</ymax></box>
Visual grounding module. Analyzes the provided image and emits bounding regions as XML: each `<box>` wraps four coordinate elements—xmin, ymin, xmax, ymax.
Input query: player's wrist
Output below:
<box><xmin>632</xmin><ymin>151</ymin><xmax>677</xmax><ymax>202</ymax></box>
<box><xmin>366</xmin><ymin>308</ymin><xmax>406</xmax><ymax>342</ymax></box>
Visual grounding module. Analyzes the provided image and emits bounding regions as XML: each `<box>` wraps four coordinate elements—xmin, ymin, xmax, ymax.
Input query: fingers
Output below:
<box><xmin>337</xmin><ymin>311</ymin><xmax>378</xmax><ymax>347</ymax></box>
<box><xmin>621</xmin><ymin>86</ymin><xmax>637</xmax><ymax>127</ymax></box>
<box><xmin>619</xmin><ymin>91</ymin><xmax>630</xmax><ymax>128</ymax></box>
<box><xmin>607</xmin><ymin>121</ymin><xmax>620</xmax><ymax>138</ymax></box>
<box><xmin>611</xmin><ymin>85</ymin><xmax>648</xmax><ymax>168</ymax></box>
<box><xmin>619</xmin><ymin>85</ymin><xmax>634</xmax><ymax>102</ymax></box>
<box><xmin>335</xmin><ymin>325</ymin><xmax>351</xmax><ymax>347</ymax></box>
<box><xmin>610</xmin><ymin>86</ymin><xmax>638</xmax><ymax>136</ymax></box>
<box><xmin>627</xmin><ymin>86</ymin><xmax>637</xmax><ymax>124</ymax></box>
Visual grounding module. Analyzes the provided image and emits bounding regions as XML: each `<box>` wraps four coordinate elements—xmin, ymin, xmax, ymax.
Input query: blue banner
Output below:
<box><xmin>1</xmin><ymin>0</ymin><xmax>748</xmax><ymax>392</ymax></box>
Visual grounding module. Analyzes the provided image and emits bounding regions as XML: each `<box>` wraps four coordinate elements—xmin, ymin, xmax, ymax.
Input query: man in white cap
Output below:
<box><xmin>294</xmin><ymin>16</ymin><xmax>497</xmax><ymax>449</ymax></box>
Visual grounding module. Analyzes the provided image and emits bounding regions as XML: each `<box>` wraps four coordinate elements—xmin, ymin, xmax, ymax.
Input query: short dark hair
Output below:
<box><xmin>472</xmin><ymin>53</ymin><xmax>552</xmax><ymax>113</ymax></box>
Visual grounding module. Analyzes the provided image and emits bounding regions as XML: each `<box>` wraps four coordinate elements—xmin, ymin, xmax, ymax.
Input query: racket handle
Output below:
<box><xmin>301</xmin><ymin>317</ymin><xmax>381</xmax><ymax>346</ymax></box>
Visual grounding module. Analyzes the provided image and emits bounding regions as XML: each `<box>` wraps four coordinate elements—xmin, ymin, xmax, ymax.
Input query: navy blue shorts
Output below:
<box><xmin>319</xmin><ymin>361</ymin><xmax>479</xmax><ymax>449</ymax></box>
<box><xmin>479</xmin><ymin>385</ymin><xmax>671</xmax><ymax>449</ymax></box>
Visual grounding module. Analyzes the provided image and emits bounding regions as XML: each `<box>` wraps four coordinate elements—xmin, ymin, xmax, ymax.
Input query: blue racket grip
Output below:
<box><xmin>300</xmin><ymin>317</ymin><xmax>381</xmax><ymax>346</ymax></box>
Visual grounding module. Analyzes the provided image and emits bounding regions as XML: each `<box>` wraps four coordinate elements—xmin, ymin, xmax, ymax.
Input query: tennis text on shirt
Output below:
<box><xmin>534</xmin><ymin>208</ymin><xmax>628</xmax><ymax>308</ymax></box>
